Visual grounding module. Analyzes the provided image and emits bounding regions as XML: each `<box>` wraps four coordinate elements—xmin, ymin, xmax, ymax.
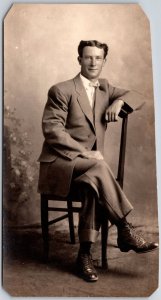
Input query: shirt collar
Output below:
<box><xmin>80</xmin><ymin>73</ymin><xmax>100</xmax><ymax>88</ymax></box>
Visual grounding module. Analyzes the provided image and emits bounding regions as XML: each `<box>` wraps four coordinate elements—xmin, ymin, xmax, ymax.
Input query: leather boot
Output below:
<box><xmin>76</xmin><ymin>252</ymin><xmax>98</xmax><ymax>282</ymax></box>
<box><xmin>117</xmin><ymin>221</ymin><xmax>158</xmax><ymax>253</ymax></box>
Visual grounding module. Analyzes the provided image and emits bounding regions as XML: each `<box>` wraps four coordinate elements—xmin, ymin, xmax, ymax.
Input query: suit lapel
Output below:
<box><xmin>73</xmin><ymin>75</ymin><xmax>109</xmax><ymax>133</ymax></box>
<box><xmin>73</xmin><ymin>74</ymin><xmax>95</xmax><ymax>132</ymax></box>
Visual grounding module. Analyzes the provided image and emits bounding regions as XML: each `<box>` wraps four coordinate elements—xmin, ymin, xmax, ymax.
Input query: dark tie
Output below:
<box><xmin>89</xmin><ymin>84</ymin><xmax>99</xmax><ymax>126</ymax></box>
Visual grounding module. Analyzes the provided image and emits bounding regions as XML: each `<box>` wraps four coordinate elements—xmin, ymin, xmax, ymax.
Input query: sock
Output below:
<box><xmin>116</xmin><ymin>217</ymin><xmax>127</xmax><ymax>228</ymax></box>
<box><xmin>79</xmin><ymin>242</ymin><xmax>92</xmax><ymax>254</ymax></box>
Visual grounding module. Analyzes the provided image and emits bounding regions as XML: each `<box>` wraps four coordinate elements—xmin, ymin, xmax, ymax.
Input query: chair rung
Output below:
<box><xmin>72</xmin><ymin>207</ymin><xmax>81</xmax><ymax>212</ymax></box>
<box><xmin>48</xmin><ymin>214</ymin><xmax>69</xmax><ymax>225</ymax></box>
<box><xmin>48</xmin><ymin>207</ymin><xmax>68</xmax><ymax>212</ymax></box>
<box><xmin>48</xmin><ymin>207</ymin><xmax>81</xmax><ymax>213</ymax></box>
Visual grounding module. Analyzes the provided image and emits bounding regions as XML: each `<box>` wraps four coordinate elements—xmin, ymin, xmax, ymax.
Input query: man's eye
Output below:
<box><xmin>85</xmin><ymin>57</ymin><xmax>102</xmax><ymax>60</ymax></box>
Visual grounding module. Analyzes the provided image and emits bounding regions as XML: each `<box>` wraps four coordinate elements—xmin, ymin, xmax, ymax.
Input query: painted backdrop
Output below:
<box><xmin>4</xmin><ymin>4</ymin><xmax>158</xmax><ymax>229</ymax></box>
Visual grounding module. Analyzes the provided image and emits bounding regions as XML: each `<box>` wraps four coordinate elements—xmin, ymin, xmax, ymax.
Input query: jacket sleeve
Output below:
<box><xmin>107</xmin><ymin>81</ymin><xmax>130</xmax><ymax>105</ymax></box>
<box><xmin>42</xmin><ymin>86</ymin><xmax>87</xmax><ymax>161</ymax></box>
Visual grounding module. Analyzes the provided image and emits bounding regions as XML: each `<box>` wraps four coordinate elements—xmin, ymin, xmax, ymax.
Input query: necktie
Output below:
<box><xmin>89</xmin><ymin>82</ymin><xmax>100</xmax><ymax>88</ymax></box>
<box><xmin>88</xmin><ymin>83</ymin><xmax>100</xmax><ymax>126</ymax></box>
<box><xmin>88</xmin><ymin>81</ymin><xmax>99</xmax><ymax>109</ymax></box>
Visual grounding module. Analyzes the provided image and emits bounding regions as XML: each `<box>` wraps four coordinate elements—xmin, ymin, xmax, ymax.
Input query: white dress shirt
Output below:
<box><xmin>80</xmin><ymin>74</ymin><xmax>100</xmax><ymax>109</ymax></box>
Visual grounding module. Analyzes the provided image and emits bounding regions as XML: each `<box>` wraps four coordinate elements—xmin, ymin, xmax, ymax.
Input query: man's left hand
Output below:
<box><xmin>105</xmin><ymin>99</ymin><xmax>124</xmax><ymax>122</ymax></box>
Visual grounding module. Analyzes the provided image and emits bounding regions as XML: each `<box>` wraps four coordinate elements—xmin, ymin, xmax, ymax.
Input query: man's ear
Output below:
<box><xmin>78</xmin><ymin>56</ymin><xmax>82</xmax><ymax>65</ymax></box>
<box><xmin>103</xmin><ymin>58</ymin><xmax>107</xmax><ymax>66</ymax></box>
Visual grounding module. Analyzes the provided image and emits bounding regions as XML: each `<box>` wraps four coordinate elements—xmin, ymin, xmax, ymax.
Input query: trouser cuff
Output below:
<box><xmin>79</xmin><ymin>229</ymin><xmax>99</xmax><ymax>243</ymax></box>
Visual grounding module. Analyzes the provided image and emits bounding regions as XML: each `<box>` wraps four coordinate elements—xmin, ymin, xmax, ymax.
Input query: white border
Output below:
<box><xmin>1</xmin><ymin>1</ymin><xmax>161</xmax><ymax>300</ymax></box>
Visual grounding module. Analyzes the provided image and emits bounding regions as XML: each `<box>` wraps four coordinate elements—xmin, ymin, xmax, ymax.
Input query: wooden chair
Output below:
<box><xmin>40</xmin><ymin>103</ymin><xmax>133</xmax><ymax>269</ymax></box>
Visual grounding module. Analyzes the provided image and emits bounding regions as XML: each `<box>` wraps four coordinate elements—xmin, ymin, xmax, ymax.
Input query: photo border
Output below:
<box><xmin>1</xmin><ymin>1</ymin><xmax>161</xmax><ymax>300</ymax></box>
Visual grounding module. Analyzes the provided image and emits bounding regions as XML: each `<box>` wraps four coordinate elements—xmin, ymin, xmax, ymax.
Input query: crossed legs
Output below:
<box><xmin>73</xmin><ymin>156</ymin><xmax>133</xmax><ymax>243</ymax></box>
<box><xmin>72</xmin><ymin>157</ymin><xmax>158</xmax><ymax>282</ymax></box>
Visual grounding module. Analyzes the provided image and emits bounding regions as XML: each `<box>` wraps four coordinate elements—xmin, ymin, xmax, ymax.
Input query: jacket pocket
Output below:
<box><xmin>37</xmin><ymin>152</ymin><xmax>57</xmax><ymax>162</ymax></box>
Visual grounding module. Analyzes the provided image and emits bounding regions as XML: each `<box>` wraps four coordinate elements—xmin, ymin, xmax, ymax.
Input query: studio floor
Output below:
<box><xmin>3</xmin><ymin>216</ymin><xmax>159</xmax><ymax>297</ymax></box>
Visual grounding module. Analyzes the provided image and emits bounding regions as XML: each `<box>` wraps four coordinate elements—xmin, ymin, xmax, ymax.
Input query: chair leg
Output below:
<box><xmin>67</xmin><ymin>200</ymin><xmax>75</xmax><ymax>244</ymax></box>
<box><xmin>41</xmin><ymin>196</ymin><xmax>49</xmax><ymax>262</ymax></box>
<box><xmin>101</xmin><ymin>217</ymin><xmax>109</xmax><ymax>269</ymax></box>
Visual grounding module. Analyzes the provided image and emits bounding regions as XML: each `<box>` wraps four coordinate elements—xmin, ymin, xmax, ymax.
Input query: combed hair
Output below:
<box><xmin>78</xmin><ymin>40</ymin><xmax>109</xmax><ymax>59</ymax></box>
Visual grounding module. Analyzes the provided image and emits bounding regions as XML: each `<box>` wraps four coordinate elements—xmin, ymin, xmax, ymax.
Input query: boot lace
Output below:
<box><xmin>127</xmin><ymin>222</ymin><xmax>146</xmax><ymax>246</ymax></box>
<box><xmin>80</xmin><ymin>254</ymin><xmax>95</xmax><ymax>272</ymax></box>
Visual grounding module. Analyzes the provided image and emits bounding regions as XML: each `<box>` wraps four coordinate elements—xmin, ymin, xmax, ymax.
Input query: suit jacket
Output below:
<box><xmin>38</xmin><ymin>73</ymin><xmax>131</xmax><ymax>196</ymax></box>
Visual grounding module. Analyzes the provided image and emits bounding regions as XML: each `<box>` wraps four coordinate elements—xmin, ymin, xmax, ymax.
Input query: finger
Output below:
<box><xmin>105</xmin><ymin>113</ymin><xmax>109</xmax><ymax>122</ymax></box>
<box><xmin>93</xmin><ymin>152</ymin><xmax>102</xmax><ymax>160</ymax></box>
<box><xmin>82</xmin><ymin>152</ymin><xmax>90</xmax><ymax>159</ymax></box>
<box><xmin>82</xmin><ymin>154</ymin><xmax>89</xmax><ymax>159</ymax></box>
<box><xmin>108</xmin><ymin>112</ymin><xmax>112</xmax><ymax>122</ymax></box>
<box><xmin>97</xmin><ymin>152</ymin><xmax>104</xmax><ymax>160</ymax></box>
<box><xmin>99</xmin><ymin>155</ymin><xmax>104</xmax><ymax>160</ymax></box>
<box><xmin>114</xmin><ymin>113</ymin><xmax>118</xmax><ymax>121</ymax></box>
<box><xmin>111</xmin><ymin>112</ymin><xmax>115</xmax><ymax>122</ymax></box>
<box><xmin>96</xmin><ymin>155</ymin><xmax>103</xmax><ymax>160</ymax></box>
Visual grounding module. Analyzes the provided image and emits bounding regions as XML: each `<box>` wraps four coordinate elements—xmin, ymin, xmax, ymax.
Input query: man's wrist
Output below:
<box><xmin>114</xmin><ymin>99</ymin><xmax>124</xmax><ymax>107</ymax></box>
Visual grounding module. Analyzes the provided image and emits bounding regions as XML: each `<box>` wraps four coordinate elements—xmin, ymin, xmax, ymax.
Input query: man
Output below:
<box><xmin>38</xmin><ymin>40</ymin><xmax>158</xmax><ymax>282</ymax></box>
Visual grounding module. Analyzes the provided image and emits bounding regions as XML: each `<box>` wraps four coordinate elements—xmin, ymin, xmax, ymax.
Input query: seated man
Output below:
<box><xmin>38</xmin><ymin>40</ymin><xmax>158</xmax><ymax>282</ymax></box>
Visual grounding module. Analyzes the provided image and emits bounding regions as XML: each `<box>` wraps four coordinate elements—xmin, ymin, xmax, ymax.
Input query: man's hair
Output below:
<box><xmin>78</xmin><ymin>40</ymin><xmax>109</xmax><ymax>59</ymax></box>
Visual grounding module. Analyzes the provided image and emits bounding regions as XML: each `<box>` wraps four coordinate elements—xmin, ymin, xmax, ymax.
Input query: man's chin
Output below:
<box><xmin>87</xmin><ymin>73</ymin><xmax>99</xmax><ymax>80</ymax></box>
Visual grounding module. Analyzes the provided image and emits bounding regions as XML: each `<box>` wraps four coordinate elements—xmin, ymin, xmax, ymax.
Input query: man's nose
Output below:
<box><xmin>90</xmin><ymin>58</ymin><xmax>96</xmax><ymax>66</ymax></box>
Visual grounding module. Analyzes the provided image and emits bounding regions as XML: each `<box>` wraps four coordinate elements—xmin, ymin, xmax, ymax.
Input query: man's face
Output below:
<box><xmin>78</xmin><ymin>46</ymin><xmax>106</xmax><ymax>81</ymax></box>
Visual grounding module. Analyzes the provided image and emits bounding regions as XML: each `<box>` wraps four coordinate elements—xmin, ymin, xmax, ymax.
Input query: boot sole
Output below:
<box><xmin>119</xmin><ymin>246</ymin><xmax>158</xmax><ymax>254</ymax></box>
<box><xmin>77</xmin><ymin>270</ymin><xmax>98</xmax><ymax>282</ymax></box>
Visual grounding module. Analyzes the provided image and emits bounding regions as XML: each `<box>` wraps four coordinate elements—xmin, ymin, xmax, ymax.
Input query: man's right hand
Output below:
<box><xmin>80</xmin><ymin>150</ymin><xmax>104</xmax><ymax>160</ymax></box>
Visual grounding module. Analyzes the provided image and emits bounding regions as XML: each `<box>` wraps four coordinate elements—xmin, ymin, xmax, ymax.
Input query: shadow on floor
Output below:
<box><xmin>2</xmin><ymin>224</ymin><xmax>159</xmax><ymax>297</ymax></box>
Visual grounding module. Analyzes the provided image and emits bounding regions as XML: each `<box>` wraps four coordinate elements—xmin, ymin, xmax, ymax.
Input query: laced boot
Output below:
<box><xmin>117</xmin><ymin>221</ymin><xmax>158</xmax><ymax>254</ymax></box>
<box><xmin>76</xmin><ymin>251</ymin><xmax>98</xmax><ymax>282</ymax></box>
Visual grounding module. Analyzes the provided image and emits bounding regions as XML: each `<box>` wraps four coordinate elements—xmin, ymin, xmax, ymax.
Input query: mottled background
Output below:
<box><xmin>4</xmin><ymin>3</ymin><xmax>158</xmax><ymax>228</ymax></box>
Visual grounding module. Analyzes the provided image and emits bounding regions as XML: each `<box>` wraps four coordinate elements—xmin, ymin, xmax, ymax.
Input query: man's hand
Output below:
<box><xmin>80</xmin><ymin>150</ymin><xmax>104</xmax><ymax>160</ymax></box>
<box><xmin>105</xmin><ymin>99</ymin><xmax>124</xmax><ymax>122</ymax></box>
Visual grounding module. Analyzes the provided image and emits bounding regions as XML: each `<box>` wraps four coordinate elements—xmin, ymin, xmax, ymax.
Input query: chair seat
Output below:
<box><xmin>41</xmin><ymin>193</ymin><xmax>80</xmax><ymax>202</ymax></box>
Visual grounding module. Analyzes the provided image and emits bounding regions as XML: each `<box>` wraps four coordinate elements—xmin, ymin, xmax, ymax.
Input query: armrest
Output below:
<box><xmin>117</xmin><ymin>102</ymin><xmax>133</xmax><ymax>188</ymax></box>
<box><xmin>118</xmin><ymin>102</ymin><xmax>133</xmax><ymax>118</ymax></box>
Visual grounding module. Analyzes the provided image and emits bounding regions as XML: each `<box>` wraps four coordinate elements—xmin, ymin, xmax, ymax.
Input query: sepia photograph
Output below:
<box><xmin>3</xmin><ymin>2</ymin><xmax>159</xmax><ymax>297</ymax></box>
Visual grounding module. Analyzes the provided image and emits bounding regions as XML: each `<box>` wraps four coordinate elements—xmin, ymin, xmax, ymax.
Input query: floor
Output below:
<box><xmin>2</xmin><ymin>216</ymin><xmax>159</xmax><ymax>297</ymax></box>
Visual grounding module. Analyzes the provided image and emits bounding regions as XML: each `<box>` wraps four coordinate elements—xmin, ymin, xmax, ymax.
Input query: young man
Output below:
<box><xmin>38</xmin><ymin>40</ymin><xmax>158</xmax><ymax>282</ymax></box>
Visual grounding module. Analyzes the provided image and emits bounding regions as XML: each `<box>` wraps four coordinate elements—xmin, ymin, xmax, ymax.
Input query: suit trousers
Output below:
<box><xmin>72</xmin><ymin>157</ymin><xmax>133</xmax><ymax>243</ymax></box>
